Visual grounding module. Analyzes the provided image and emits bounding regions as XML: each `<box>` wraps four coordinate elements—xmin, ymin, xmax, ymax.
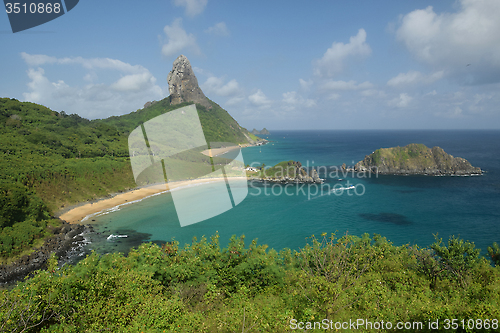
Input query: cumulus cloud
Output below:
<box><xmin>21</xmin><ymin>53</ymin><xmax>58</xmax><ymax>66</ymax></box>
<box><xmin>21</xmin><ymin>53</ymin><xmax>163</xmax><ymax>119</ymax></box>
<box><xmin>327</xmin><ymin>93</ymin><xmax>341</xmax><ymax>101</ymax></box>
<box><xmin>282</xmin><ymin>91</ymin><xmax>316</xmax><ymax>111</ymax></box>
<box><xmin>110</xmin><ymin>72</ymin><xmax>157</xmax><ymax>92</ymax></box>
<box><xmin>248</xmin><ymin>89</ymin><xmax>272</xmax><ymax>108</ymax></box>
<box><xmin>387</xmin><ymin>70</ymin><xmax>444</xmax><ymax>86</ymax></box>
<box><xmin>314</xmin><ymin>29</ymin><xmax>372</xmax><ymax>77</ymax></box>
<box><xmin>396</xmin><ymin>0</ymin><xmax>500</xmax><ymax>84</ymax></box>
<box><xmin>299</xmin><ymin>78</ymin><xmax>313</xmax><ymax>91</ymax></box>
<box><xmin>172</xmin><ymin>0</ymin><xmax>207</xmax><ymax>17</ymax></box>
<box><xmin>21</xmin><ymin>52</ymin><xmax>150</xmax><ymax>74</ymax></box>
<box><xmin>205</xmin><ymin>22</ymin><xmax>229</xmax><ymax>36</ymax></box>
<box><xmin>201</xmin><ymin>76</ymin><xmax>240</xmax><ymax>97</ymax></box>
<box><xmin>161</xmin><ymin>18</ymin><xmax>200</xmax><ymax>57</ymax></box>
<box><xmin>388</xmin><ymin>93</ymin><xmax>413</xmax><ymax>108</ymax></box>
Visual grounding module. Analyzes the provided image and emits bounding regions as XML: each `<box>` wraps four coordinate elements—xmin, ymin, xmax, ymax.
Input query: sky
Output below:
<box><xmin>1</xmin><ymin>0</ymin><xmax>500</xmax><ymax>130</ymax></box>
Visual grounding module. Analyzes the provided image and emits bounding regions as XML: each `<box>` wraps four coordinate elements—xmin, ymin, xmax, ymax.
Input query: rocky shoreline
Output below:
<box><xmin>0</xmin><ymin>221</ymin><xmax>93</xmax><ymax>284</ymax></box>
<box><xmin>249</xmin><ymin>161</ymin><xmax>324</xmax><ymax>184</ymax></box>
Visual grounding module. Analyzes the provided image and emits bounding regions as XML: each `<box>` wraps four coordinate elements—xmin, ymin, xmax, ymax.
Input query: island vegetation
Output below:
<box><xmin>355</xmin><ymin>143</ymin><xmax>482</xmax><ymax>176</ymax></box>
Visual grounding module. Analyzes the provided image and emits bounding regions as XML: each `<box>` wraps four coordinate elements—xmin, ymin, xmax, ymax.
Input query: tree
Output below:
<box><xmin>431</xmin><ymin>234</ymin><xmax>481</xmax><ymax>287</ymax></box>
<box><xmin>487</xmin><ymin>242</ymin><xmax>500</xmax><ymax>266</ymax></box>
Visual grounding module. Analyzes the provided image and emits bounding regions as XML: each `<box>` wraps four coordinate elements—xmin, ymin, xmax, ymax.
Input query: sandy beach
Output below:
<box><xmin>59</xmin><ymin>177</ymin><xmax>245</xmax><ymax>224</ymax></box>
<box><xmin>59</xmin><ymin>141</ymin><xmax>263</xmax><ymax>225</ymax></box>
<box><xmin>201</xmin><ymin>143</ymin><xmax>251</xmax><ymax>157</ymax></box>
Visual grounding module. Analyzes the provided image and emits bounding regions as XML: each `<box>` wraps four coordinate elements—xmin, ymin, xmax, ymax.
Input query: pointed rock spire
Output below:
<box><xmin>167</xmin><ymin>55</ymin><xmax>211</xmax><ymax>109</ymax></box>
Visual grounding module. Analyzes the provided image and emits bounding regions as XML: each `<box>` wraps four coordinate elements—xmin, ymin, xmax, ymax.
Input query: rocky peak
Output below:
<box><xmin>167</xmin><ymin>55</ymin><xmax>211</xmax><ymax>109</ymax></box>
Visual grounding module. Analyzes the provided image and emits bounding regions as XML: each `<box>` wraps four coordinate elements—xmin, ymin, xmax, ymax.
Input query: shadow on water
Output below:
<box><xmin>359</xmin><ymin>212</ymin><xmax>412</xmax><ymax>226</ymax></box>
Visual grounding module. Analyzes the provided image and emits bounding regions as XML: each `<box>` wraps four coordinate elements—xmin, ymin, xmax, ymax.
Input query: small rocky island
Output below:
<box><xmin>249</xmin><ymin>160</ymin><xmax>323</xmax><ymax>183</ymax></box>
<box><xmin>252</xmin><ymin>128</ymin><xmax>270</xmax><ymax>135</ymax></box>
<box><xmin>354</xmin><ymin>143</ymin><xmax>482</xmax><ymax>176</ymax></box>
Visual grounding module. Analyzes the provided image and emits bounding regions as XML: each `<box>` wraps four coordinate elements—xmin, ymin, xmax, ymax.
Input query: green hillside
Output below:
<box><xmin>101</xmin><ymin>97</ymin><xmax>259</xmax><ymax>145</ymax></box>
<box><xmin>0</xmin><ymin>97</ymin><xmax>259</xmax><ymax>261</ymax></box>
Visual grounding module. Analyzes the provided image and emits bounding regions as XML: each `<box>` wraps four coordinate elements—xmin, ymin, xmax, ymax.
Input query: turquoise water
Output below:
<box><xmin>88</xmin><ymin>130</ymin><xmax>500</xmax><ymax>255</ymax></box>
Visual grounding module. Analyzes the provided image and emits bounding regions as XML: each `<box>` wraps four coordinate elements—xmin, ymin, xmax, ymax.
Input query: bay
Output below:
<box><xmin>88</xmin><ymin>130</ymin><xmax>500</xmax><ymax>256</ymax></box>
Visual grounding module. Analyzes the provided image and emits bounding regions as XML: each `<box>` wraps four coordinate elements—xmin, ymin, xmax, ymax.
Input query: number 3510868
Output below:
<box><xmin>5</xmin><ymin>2</ymin><xmax>61</xmax><ymax>14</ymax></box>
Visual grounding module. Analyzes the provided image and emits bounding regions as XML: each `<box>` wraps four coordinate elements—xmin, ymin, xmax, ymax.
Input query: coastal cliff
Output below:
<box><xmin>354</xmin><ymin>143</ymin><xmax>482</xmax><ymax>176</ymax></box>
<box><xmin>0</xmin><ymin>221</ymin><xmax>92</xmax><ymax>283</ymax></box>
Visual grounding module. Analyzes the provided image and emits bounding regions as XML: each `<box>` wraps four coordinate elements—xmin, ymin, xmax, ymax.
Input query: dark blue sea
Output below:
<box><xmin>88</xmin><ymin>130</ymin><xmax>500</xmax><ymax>256</ymax></box>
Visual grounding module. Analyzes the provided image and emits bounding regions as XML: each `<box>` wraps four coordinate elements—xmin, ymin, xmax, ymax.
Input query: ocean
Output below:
<box><xmin>86</xmin><ymin>130</ymin><xmax>500</xmax><ymax>257</ymax></box>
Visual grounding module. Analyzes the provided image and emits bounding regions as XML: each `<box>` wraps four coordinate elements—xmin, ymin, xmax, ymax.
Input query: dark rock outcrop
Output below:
<box><xmin>354</xmin><ymin>143</ymin><xmax>482</xmax><ymax>176</ymax></box>
<box><xmin>0</xmin><ymin>221</ymin><xmax>93</xmax><ymax>284</ymax></box>
<box><xmin>167</xmin><ymin>55</ymin><xmax>212</xmax><ymax>109</ymax></box>
<box><xmin>143</xmin><ymin>101</ymin><xmax>157</xmax><ymax>109</ymax></box>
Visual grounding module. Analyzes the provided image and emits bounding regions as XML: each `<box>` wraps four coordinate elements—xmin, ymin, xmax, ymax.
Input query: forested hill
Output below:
<box><xmin>0</xmin><ymin>96</ymin><xmax>259</xmax><ymax>261</ymax></box>
<box><xmin>102</xmin><ymin>98</ymin><xmax>260</xmax><ymax>145</ymax></box>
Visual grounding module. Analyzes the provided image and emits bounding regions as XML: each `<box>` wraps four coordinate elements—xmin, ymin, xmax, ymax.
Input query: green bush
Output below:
<box><xmin>2</xmin><ymin>233</ymin><xmax>499</xmax><ymax>332</ymax></box>
<box><xmin>488</xmin><ymin>242</ymin><xmax>500</xmax><ymax>267</ymax></box>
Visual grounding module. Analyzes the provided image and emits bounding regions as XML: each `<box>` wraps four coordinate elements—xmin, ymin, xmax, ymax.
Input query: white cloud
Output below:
<box><xmin>314</xmin><ymin>29</ymin><xmax>372</xmax><ymax>77</ymax></box>
<box><xmin>299</xmin><ymin>78</ymin><xmax>313</xmax><ymax>91</ymax></box>
<box><xmin>110</xmin><ymin>72</ymin><xmax>157</xmax><ymax>92</ymax></box>
<box><xmin>396</xmin><ymin>0</ymin><xmax>500</xmax><ymax>84</ymax></box>
<box><xmin>282</xmin><ymin>91</ymin><xmax>299</xmax><ymax>104</ymax></box>
<box><xmin>387</xmin><ymin>70</ymin><xmax>444</xmax><ymax>86</ymax></box>
<box><xmin>322</xmin><ymin>80</ymin><xmax>373</xmax><ymax>91</ymax></box>
<box><xmin>327</xmin><ymin>93</ymin><xmax>341</xmax><ymax>101</ymax></box>
<box><xmin>389</xmin><ymin>93</ymin><xmax>413</xmax><ymax>108</ymax></box>
<box><xmin>205</xmin><ymin>22</ymin><xmax>229</xmax><ymax>36</ymax></box>
<box><xmin>172</xmin><ymin>0</ymin><xmax>207</xmax><ymax>17</ymax></box>
<box><xmin>282</xmin><ymin>91</ymin><xmax>316</xmax><ymax>111</ymax></box>
<box><xmin>21</xmin><ymin>53</ymin><xmax>57</xmax><ymax>66</ymax></box>
<box><xmin>21</xmin><ymin>54</ymin><xmax>163</xmax><ymax>119</ymax></box>
<box><xmin>24</xmin><ymin>68</ymin><xmax>52</xmax><ymax>102</ymax></box>
<box><xmin>248</xmin><ymin>89</ymin><xmax>272</xmax><ymax>108</ymax></box>
<box><xmin>201</xmin><ymin>76</ymin><xmax>240</xmax><ymax>97</ymax></box>
<box><xmin>21</xmin><ymin>52</ymin><xmax>150</xmax><ymax>74</ymax></box>
<box><xmin>161</xmin><ymin>18</ymin><xmax>200</xmax><ymax>57</ymax></box>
